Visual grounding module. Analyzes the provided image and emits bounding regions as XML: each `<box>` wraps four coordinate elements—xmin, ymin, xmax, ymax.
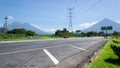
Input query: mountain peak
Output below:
<box><xmin>12</xmin><ymin>21</ymin><xmax>23</xmax><ymax>24</ymax></box>
<box><xmin>82</xmin><ymin>18</ymin><xmax>120</xmax><ymax>33</ymax></box>
<box><xmin>98</xmin><ymin>18</ymin><xmax>117</xmax><ymax>25</ymax></box>
<box><xmin>101</xmin><ymin>18</ymin><xmax>116</xmax><ymax>23</ymax></box>
<box><xmin>8</xmin><ymin>21</ymin><xmax>49</xmax><ymax>34</ymax></box>
<box><xmin>102</xmin><ymin>18</ymin><xmax>110</xmax><ymax>21</ymax></box>
<box><xmin>8</xmin><ymin>21</ymin><xmax>23</xmax><ymax>29</ymax></box>
<box><xmin>24</xmin><ymin>22</ymin><xmax>29</xmax><ymax>24</ymax></box>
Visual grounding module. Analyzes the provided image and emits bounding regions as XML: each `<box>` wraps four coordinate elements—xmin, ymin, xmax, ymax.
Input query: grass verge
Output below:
<box><xmin>88</xmin><ymin>41</ymin><xmax>120</xmax><ymax>68</ymax></box>
<box><xmin>0</xmin><ymin>35</ymin><xmax>62</xmax><ymax>41</ymax></box>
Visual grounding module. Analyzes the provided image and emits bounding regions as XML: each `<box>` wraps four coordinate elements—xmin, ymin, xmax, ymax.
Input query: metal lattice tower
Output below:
<box><xmin>3</xmin><ymin>16</ymin><xmax>9</xmax><ymax>34</ymax></box>
<box><xmin>68</xmin><ymin>8</ymin><xmax>73</xmax><ymax>32</ymax></box>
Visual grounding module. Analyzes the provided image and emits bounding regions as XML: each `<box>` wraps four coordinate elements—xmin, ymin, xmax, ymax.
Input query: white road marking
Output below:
<box><xmin>70</xmin><ymin>46</ymin><xmax>85</xmax><ymax>50</ymax></box>
<box><xmin>0</xmin><ymin>48</ymin><xmax>43</xmax><ymax>56</ymax></box>
<box><xmin>43</xmin><ymin>49</ymin><xmax>59</xmax><ymax>65</ymax></box>
<box><xmin>0</xmin><ymin>45</ymin><xmax>66</xmax><ymax>55</ymax></box>
<box><xmin>0</xmin><ymin>45</ymin><xmax>67</xmax><ymax>56</ymax></box>
<box><xmin>0</xmin><ymin>44</ymin><xmax>84</xmax><ymax>56</ymax></box>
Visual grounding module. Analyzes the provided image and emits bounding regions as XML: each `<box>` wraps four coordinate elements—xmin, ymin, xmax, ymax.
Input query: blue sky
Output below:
<box><xmin>0</xmin><ymin>0</ymin><xmax>120</xmax><ymax>32</ymax></box>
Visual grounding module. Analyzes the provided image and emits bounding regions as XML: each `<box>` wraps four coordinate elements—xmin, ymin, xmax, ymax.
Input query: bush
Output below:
<box><xmin>111</xmin><ymin>39</ymin><xmax>120</xmax><ymax>60</ymax></box>
<box><xmin>112</xmin><ymin>38</ymin><xmax>120</xmax><ymax>44</ymax></box>
<box><xmin>89</xmin><ymin>41</ymin><xmax>120</xmax><ymax>68</ymax></box>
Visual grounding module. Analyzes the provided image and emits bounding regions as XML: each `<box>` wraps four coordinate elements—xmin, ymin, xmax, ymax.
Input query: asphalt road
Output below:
<box><xmin>0</xmin><ymin>37</ymin><xmax>105</xmax><ymax>68</ymax></box>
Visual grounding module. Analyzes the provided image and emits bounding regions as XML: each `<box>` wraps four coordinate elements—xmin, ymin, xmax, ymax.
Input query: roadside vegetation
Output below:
<box><xmin>0</xmin><ymin>28</ymin><xmax>77</xmax><ymax>41</ymax></box>
<box><xmin>0</xmin><ymin>28</ymin><xmax>120</xmax><ymax>41</ymax></box>
<box><xmin>0</xmin><ymin>28</ymin><xmax>36</xmax><ymax>41</ymax></box>
<box><xmin>89</xmin><ymin>38</ymin><xmax>120</xmax><ymax>68</ymax></box>
<box><xmin>0</xmin><ymin>28</ymin><xmax>63</xmax><ymax>41</ymax></box>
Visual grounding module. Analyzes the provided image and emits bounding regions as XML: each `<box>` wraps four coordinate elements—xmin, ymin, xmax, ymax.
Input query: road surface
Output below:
<box><xmin>0</xmin><ymin>37</ymin><xmax>105</xmax><ymax>68</ymax></box>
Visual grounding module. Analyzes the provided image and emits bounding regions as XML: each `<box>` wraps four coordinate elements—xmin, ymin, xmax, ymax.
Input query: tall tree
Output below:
<box><xmin>26</xmin><ymin>30</ymin><xmax>35</xmax><ymax>36</ymax></box>
<box><xmin>55</xmin><ymin>28</ymin><xmax>69</xmax><ymax>37</ymax></box>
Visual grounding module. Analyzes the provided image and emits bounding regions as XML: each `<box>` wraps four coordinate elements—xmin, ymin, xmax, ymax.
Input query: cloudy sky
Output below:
<box><xmin>0</xmin><ymin>0</ymin><xmax>120</xmax><ymax>32</ymax></box>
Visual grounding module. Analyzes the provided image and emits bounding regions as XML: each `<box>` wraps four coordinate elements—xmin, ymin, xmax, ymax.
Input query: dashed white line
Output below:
<box><xmin>70</xmin><ymin>46</ymin><xmax>86</xmax><ymax>50</ymax></box>
<box><xmin>43</xmin><ymin>49</ymin><xmax>59</xmax><ymax>65</ymax></box>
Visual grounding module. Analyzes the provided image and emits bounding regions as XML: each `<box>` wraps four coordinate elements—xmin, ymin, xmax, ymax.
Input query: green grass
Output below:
<box><xmin>0</xmin><ymin>34</ymin><xmax>26</xmax><ymax>41</ymax></box>
<box><xmin>89</xmin><ymin>41</ymin><xmax>120</xmax><ymax>68</ymax></box>
<box><xmin>0</xmin><ymin>34</ymin><xmax>79</xmax><ymax>42</ymax></box>
<box><xmin>0</xmin><ymin>35</ymin><xmax>62</xmax><ymax>41</ymax></box>
<box><xmin>37</xmin><ymin>36</ymin><xmax>61</xmax><ymax>40</ymax></box>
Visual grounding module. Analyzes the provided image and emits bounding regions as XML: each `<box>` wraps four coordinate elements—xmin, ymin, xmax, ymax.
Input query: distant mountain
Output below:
<box><xmin>7</xmin><ymin>21</ymin><xmax>50</xmax><ymax>34</ymax></box>
<box><xmin>8</xmin><ymin>21</ymin><xmax>23</xmax><ymax>29</ymax></box>
<box><xmin>82</xmin><ymin>18</ymin><xmax>120</xmax><ymax>33</ymax></box>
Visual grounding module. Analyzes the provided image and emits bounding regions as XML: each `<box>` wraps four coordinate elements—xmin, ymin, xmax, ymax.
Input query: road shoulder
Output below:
<box><xmin>50</xmin><ymin>40</ymin><xmax>108</xmax><ymax>68</ymax></box>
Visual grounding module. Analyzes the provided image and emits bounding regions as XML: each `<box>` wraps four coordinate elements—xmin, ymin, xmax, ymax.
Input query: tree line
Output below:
<box><xmin>0</xmin><ymin>28</ymin><xmax>36</xmax><ymax>40</ymax></box>
<box><xmin>7</xmin><ymin>28</ymin><xmax>36</xmax><ymax>36</ymax></box>
<box><xmin>54</xmin><ymin>28</ymin><xmax>120</xmax><ymax>38</ymax></box>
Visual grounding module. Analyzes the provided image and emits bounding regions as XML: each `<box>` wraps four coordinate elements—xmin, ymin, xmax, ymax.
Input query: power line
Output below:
<box><xmin>67</xmin><ymin>0</ymin><xmax>100</xmax><ymax>31</ymax></box>
<box><xmin>74</xmin><ymin>0</ymin><xmax>102</xmax><ymax>22</ymax></box>
<box><xmin>67</xmin><ymin>0</ymin><xmax>89</xmax><ymax>32</ymax></box>
<box><xmin>72</xmin><ymin>0</ymin><xmax>78</xmax><ymax>9</ymax></box>
<box><xmin>76</xmin><ymin>0</ymin><xmax>102</xmax><ymax>18</ymax></box>
<box><xmin>74</xmin><ymin>0</ymin><xmax>91</xmax><ymax>13</ymax></box>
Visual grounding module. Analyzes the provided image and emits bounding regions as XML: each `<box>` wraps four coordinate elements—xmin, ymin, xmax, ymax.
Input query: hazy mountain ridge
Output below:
<box><xmin>7</xmin><ymin>21</ymin><xmax>49</xmax><ymax>34</ymax></box>
<box><xmin>82</xmin><ymin>18</ymin><xmax>120</xmax><ymax>33</ymax></box>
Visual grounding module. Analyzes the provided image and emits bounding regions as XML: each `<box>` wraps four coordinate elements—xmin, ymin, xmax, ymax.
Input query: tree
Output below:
<box><xmin>55</xmin><ymin>28</ymin><xmax>70</xmax><ymax>37</ymax></box>
<box><xmin>112</xmin><ymin>31</ymin><xmax>120</xmax><ymax>37</ymax></box>
<box><xmin>98</xmin><ymin>31</ymin><xmax>104</xmax><ymax>36</ymax></box>
<box><xmin>55</xmin><ymin>30</ymin><xmax>62</xmax><ymax>37</ymax></box>
<box><xmin>63</xmin><ymin>28</ymin><xmax>69</xmax><ymax>36</ymax></box>
<box><xmin>86</xmin><ymin>31</ymin><xmax>95</xmax><ymax>37</ymax></box>
<box><xmin>26</xmin><ymin>30</ymin><xmax>35</xmax><ymax>36</ymax></box>
<box><xmin>80</xmin><ymin>32</ymin><xmax>87</xmax><ymax>37</ymax></box>
<box><xmin>7</xmin><ymin>28</ymin><xmax>26</xmax><ymax>34</ymax></box>
<box><xmin>82</xmin><ymin>31</ymin><xmax>98</xmax><ymax>37</ymax></box>
<box><xmin>76</xmin><ymin>30</ymin><xmax>81</xmax><ymax>34</ymax></box>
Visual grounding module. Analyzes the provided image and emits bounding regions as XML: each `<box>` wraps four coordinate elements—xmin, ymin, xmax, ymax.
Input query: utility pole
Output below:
<box><xmin>4</xmin><ymin>16</ymin><xmax>9</xmax><ymax>34</ymax></box>
<box><xmin>68</xmin><ymin>8</ymin><xmax>73</xmax><ymax>32</ymax></box>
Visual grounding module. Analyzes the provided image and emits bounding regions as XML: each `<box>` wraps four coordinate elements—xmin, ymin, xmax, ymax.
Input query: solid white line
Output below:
<box><xmin>71</xmin><ymin>46</ymin><xmax>85</xmax><ymax>50</ymax></box>
<box><xmin>43</xmin><ymin>49</ymin><xmax>59</xmax><ymax>65</ymax></box>
<box><xmin>0</xmin><ymin>48</ymin><xmax>43</xmax><ymax>56</ymax></box>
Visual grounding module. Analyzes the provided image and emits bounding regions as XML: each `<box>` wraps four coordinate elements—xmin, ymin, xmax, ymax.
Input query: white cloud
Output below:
<box><xmin>79</xmin><ymin>22</ymin><xmax>97</xmax><ymax>30</ymax></box>
<box><xmin>116</xmin><ymin>21</ymin><xmax>120</xmax><ymax>24</ymax></box>
<box><xmin>31</xmin><ymin>24</ymin><xmax>42</xmax><ymax>30</ymax></box>
<box><xmin>7</xmin><ymin>16</ymin><xmax>14</xmax><ymax>20</ymax></box>
<box><xmin>44</xmin><ymin>28</ymin><xmax>56</xmax><ymax>33</ymax></box>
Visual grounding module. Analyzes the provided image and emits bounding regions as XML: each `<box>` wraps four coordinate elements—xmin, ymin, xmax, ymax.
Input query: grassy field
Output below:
<box><xmin>89</xmin><ymin>41</ymin><xmax>120</xmax><ymax>68</ymax></box>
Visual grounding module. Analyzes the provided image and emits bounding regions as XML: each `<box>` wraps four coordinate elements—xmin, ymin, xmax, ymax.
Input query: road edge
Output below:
<box><xmin>49</xmin><ymin>40</ymin><xmax>108</xmax><ymax>68</ymax></box>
